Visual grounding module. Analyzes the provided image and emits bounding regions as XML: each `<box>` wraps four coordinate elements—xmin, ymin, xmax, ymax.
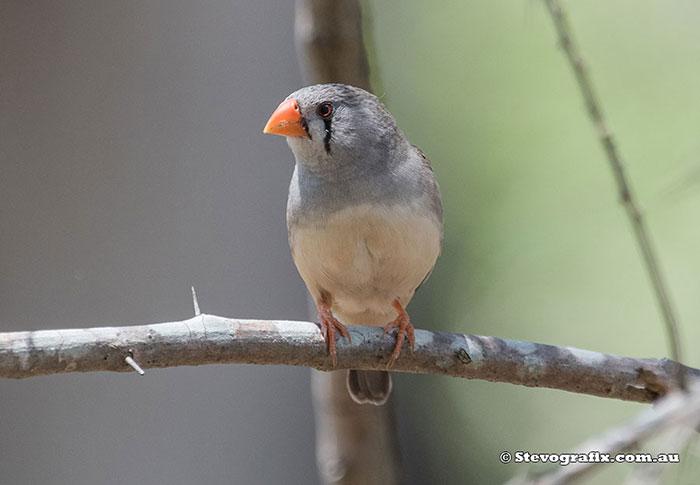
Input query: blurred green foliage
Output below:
<box><xmin>365</xmin><ymin>1</ymin><xmax>700</xmax><ymax>483</ymax></box>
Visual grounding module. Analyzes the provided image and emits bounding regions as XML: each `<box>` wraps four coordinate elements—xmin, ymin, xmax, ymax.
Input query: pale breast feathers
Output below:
<box><xmin>289</xmin><ymin>202</ymin><xmax>441</xmax><ymax>322</ymax></box>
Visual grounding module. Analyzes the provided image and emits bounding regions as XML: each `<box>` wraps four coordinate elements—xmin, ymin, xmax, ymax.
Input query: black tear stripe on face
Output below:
<box><xmin>302</xmin><ymin>118</ymin><xmax>311</xmax><ymax>140</ymax></box>
<box><xmin>323</xmin><ymin>118</ymin><xmax>332</xmax><ymax>154</ymax></box>
<box><xmin>298</xmin><ymin>105</ymin><xmax>312</xmax><ymax>140</ymax></box>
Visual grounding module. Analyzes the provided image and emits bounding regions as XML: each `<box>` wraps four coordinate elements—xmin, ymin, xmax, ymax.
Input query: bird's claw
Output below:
<box><xmin>318</xmin><ymin>305</ymin><xmax>350</xmax><ymax>367</ymax></box>
<box><xmin>383</xmin><ymin>300</ymin><xmax>415</xmax><ymax>368</ymax></box>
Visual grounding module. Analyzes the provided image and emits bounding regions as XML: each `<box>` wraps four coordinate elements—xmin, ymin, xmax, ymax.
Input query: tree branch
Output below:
<box><xmin>543</xmin><ymin>0</ymin><xmax>685</xmax><ymax>386</ymax></box>
<box><xmin>1</xmin><ymin>314</ymin><xmax>697</xmax><ymax>404</ymax></box>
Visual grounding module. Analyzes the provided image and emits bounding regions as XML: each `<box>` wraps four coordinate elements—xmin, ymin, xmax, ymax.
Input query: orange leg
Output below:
<box><xmin>383</xmin><ymin>300</ymin><xmax>415</xmax><ymax>367</ymax></box>
<box><xmin>317</xmin><ymin>294</ymin><xmax>351</xmax><ymax>366</ymax></box>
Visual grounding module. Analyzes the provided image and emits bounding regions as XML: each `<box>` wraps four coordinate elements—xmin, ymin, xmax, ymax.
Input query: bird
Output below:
<box><xmin>263</xmin><ymin>84</ymin><xmax>443</xmax><ymax>405</ymax></box>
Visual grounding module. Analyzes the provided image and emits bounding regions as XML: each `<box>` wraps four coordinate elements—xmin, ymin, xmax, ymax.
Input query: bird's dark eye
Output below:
<box><xmin>317</xmin><ymin>102</ymin><xmax>333</xmax><ymax>118</ymax></box>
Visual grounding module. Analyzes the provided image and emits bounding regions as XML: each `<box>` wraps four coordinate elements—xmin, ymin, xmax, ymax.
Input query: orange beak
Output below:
<box><xmin>263</xmin><ymin>98</ymin><xmax>308</xmax><ymax>137</ymax></box>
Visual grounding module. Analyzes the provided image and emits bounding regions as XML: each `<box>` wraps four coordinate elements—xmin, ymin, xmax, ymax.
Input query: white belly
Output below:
<box><xmin>289</xmin><ymin>202</ymin><xmax>442</xmax><ymax>326</ymax></box>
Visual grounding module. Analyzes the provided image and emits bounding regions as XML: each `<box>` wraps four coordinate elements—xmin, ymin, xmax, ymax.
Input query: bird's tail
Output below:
<box><xmin>335</xmin><ymin>310</ymin><xmax>393</xmax><ymax>405</ymax></box>
<box><xmin>346</xmin><ymin>370</ymin><xmax>392</xmax><ymax>406</ymax></box>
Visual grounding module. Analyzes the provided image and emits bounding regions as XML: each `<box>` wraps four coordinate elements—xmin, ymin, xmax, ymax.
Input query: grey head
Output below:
<box><xmin>281</xmin><ymin>84</ymin><xmax>409</xmax><ymax>178</ymax></box>
<box><xmin>263</xmin><ymin>83</ymin><xmax>443</xmax><ymax>224</ymax></box>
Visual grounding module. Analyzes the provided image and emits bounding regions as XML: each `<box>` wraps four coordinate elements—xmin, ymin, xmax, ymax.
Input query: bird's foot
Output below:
<box><xmin>383</xmin><ymin>300</ymin><xmax>415</xmax><ymax>367</ymax></box>
<box><xmin>318</xmin><ymin>299</ymin><xmax>351</xmax><ymax>367</ymax></box>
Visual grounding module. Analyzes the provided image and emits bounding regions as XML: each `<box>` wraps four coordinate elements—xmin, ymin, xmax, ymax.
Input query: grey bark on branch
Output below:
<box><xmin>1</xmin><ymin>314</ymin><xmax>696</xmax><ymax>404</ymax></box>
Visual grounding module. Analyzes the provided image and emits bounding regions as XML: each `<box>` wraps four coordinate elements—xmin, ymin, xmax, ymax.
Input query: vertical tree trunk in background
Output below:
<box><xmin>294</xmin><ymin>1</ymin><xmax>402</xmax><ymax>484</ymax></box>
<box><xmin>311</xmin><ymin>370</ymin><xmax>402</xmax><ymax>485</ymax></box>
<box><xmin>295</xmin><ymin>0</ymin><xmax>371</xmax><ymax>90</ymax></box>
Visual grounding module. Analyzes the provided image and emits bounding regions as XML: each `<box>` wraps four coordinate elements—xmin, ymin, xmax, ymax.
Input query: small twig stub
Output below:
<box><xmin>191</xmin><ymin>286</ymin><xmax>201</xmax><ymax>316</ymax></box>
<box><xmin>125</xmin><ymin>355</ymin><xmax>145</xmax><ymax>376</ymax></box>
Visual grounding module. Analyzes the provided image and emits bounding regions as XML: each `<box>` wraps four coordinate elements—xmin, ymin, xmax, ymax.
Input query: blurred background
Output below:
<box><xmin>2</xmin><ymin>1</ymin><xmax>699</xmax><ymax>483</ymax></box>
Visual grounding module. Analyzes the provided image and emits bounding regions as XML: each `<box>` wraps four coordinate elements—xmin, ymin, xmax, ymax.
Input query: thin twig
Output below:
<box><xmin>513</xmin><ymin>380</ymin><xmax>700</xmax><ymax>485</ymax></box>
<box><xmin>543</xmin><ymin>0</ymin><xmax>684</xmax><ymax>387</ymax></box>
<box><xmin>1</xmin><ymin>314</ymin><xmax>698</xmax><ymax>404</ymax></box>
<box><xmin>623</xmin><ymin>420</ymin><xmax>699</xmax><ymax>485</ymax></box>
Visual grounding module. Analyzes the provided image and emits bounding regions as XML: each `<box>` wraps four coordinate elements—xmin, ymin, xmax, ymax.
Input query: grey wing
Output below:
<box><xmin>411</xmin><ymin>144</ymin><xmax>444</xmax><ymax>225</ymax></box>
<box><xmin>412</xmin><ymin>144</ymin><xmax>435</xmax><ymax>172</ymax></box>
<box><xmin>410</xmin><ymin>144</ymin><xmax>444</xmax><ymax>293</ymax></box>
